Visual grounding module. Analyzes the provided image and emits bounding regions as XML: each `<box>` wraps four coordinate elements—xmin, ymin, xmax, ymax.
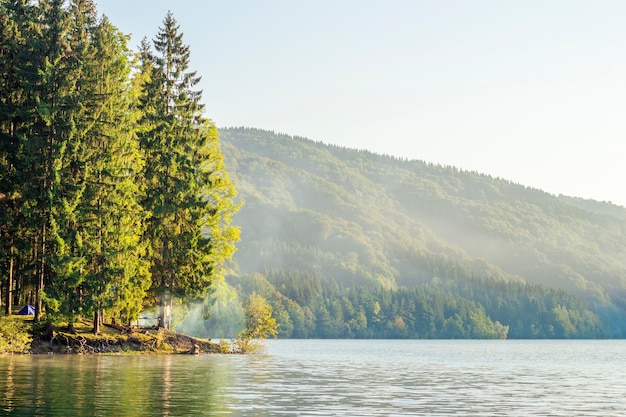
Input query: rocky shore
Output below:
<box><xmin>26</xmin><ymin>319</ymin><xmax>228</xmax><ymax>355</ymax></box>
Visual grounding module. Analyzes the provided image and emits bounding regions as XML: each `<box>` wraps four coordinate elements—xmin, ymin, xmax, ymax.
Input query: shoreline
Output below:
<box><xmin>30</xmin><ymin>328</ymin><xmax>224</xmax><ymax>355</ymax></box>
<box><xmin>3</xmin><ymin>316</ymin><xmax>231</xmax><ymax>355</ymax></box>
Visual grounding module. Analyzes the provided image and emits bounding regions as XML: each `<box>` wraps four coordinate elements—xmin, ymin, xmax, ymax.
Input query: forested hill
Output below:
<box><xmin>216</xmin><ymin>127</ymin><xmax>626</xmax><ymax>339</ymax></box>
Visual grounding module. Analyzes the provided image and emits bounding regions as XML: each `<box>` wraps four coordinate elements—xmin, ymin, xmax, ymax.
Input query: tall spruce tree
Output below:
<box><xmin>79</xmin><ymin>13</ymin><xmax>150</xmax><ymax>333</ymax></box>
<box><xmin>35</xmin><ymin>0</ymin><xmax>150</xmax><ymax>333</ymax></box>
<box><xmin>0</xmin><ymin>0</ymin><xmax>30</xmax><ymax>314</ymax></box>
<box><xmin>138</xmin><ymin>12</ymin><xmax>239</xmax><ymax>329</ymax></box>
<box><xmin>1</xmin><ymin>0</ymin><xmax>55</xmax><ymax>316</ymax></box>
<box><xmin>13</xmin><ymin>0</ymin><xmax>78</xmax><ymax>320</ymax></box>
<box><xmin>2</xmin><ymin>0</ymin><xmax>95</xmax><ymax>322</ymax></box>
<box><xmin>37</xmin><ymin>0</ymin><xmax>98</xmax><ymax>329</ymax></box>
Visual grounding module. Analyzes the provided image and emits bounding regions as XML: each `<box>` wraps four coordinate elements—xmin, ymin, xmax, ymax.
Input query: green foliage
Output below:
<box><xmin>239</xmin><ymin>292</ymin><xmax>279</xmax><ymax>340</ymax></box>
<box><xmin>230</xmin><ymin>272</ymin><xmax>609</xmax><ymax>339</ymax></box>
<box><xmin>0</xmin><ymin>3</ymin><xmax>238</xmax><ymax>335</ymax></box>
<box><xmin>235</xmin><ymin>292</ymin><xmax>278</xmax><ymax>353</ymax></box>
<box><xmin>0</xmin><ymin>316</ymin><xmax>32</xmax><ymax>353</ymax></box>
<box><xmin>37</xmin><ymin>2</ymin><xmax>151</xmax><ymax>333</ymax></box>
<box><xmin>220</xmin><ymin>127</ymin><xmax>626</xmax><ymax>339</ymax></box>
<box><xmin>138</xmin><ymin>12</ymin><xmax>239</xmax><ymax>329</ymax></box>
<box><xmin>218</xmin><ymin>338</ymin><xmax>232</xmax><ymax>354</ymax></box>
<box><xmin>233</xmin><ymin>337</ymin><xmax>261</xmax><ymax>354</ymax></box>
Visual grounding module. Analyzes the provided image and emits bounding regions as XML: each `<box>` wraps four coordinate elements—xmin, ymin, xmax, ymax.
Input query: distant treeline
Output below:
<box><xmin>223</xmin><ymin>271</ymin><xmax>607</xmax><ymax>339</ymax></box>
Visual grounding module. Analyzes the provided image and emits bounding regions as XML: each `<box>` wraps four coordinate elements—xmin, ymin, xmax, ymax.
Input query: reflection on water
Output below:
<box><xmin>1</xmin><ymin>340</ymin><xmax>625</xmax><ymax>416</ymax></box>
<box><xmin>0</xmin><ymin>355</ymin><xmax>235</xmax><ymax>416</ymax></box>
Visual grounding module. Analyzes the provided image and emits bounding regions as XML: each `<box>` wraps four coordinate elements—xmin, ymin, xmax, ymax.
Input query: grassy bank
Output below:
<box><xmin>0</xmin><ymin>315</ymin><xmax>231</xmax><ymax>355</ymax></box>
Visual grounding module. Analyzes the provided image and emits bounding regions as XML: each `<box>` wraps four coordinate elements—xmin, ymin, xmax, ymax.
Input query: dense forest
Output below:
<box><xmin>177</xmin><ymin>127</ymin><xmax>626</xmax><ymax>340</ymax></box>
<box><xmin>0</xmin><ymin>1</ymin><xmax>239</xmax><ymax>333</ymax></box>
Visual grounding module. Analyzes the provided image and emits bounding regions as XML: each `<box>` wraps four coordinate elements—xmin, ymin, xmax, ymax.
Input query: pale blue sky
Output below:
<box><xmin>98</xmin><ymin>0</ymin><xmax>626</xmax><ymax>207</ymax></box>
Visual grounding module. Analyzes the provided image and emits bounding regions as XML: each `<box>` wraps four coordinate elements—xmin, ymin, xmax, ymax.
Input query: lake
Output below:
<box><xmin>1</xmin><ymin>339</ymin><xmax>625</xmax><ymax>416</ymax></box>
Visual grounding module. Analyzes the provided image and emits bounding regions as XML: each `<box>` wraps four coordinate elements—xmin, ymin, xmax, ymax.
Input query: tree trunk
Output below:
<box><xmin>158</xmin><ymin>290</ymin><xmax>173</xmax><ymax>330</ymax></box>
<box><xmin>35</xmin><ymin>228</ymin><xmax>45</xmax><ymax>321</ymax></box>
<box><xmin>5</xmin><ymin>257</ymin><xmax>13</xmax><ymax>315</ymax></box>
<box><xmin>169</xmin><ymin>298</ymin><xmax>173</xmax><ymax>330</ymax></box>
<box><xmin>159</xmin><ymin>298</ymin><xmax>168</xmax><ymax>330</ymax></box>
<box><xmin>93</xmin><ymin>308</ymin><xmax>100</xmax><ymax>335</ymax></box>
<box><xmin>158</xmin><ymin>301</ymin><xmax>165</xmax><ymax>329</ymax></box>
<box><xmin>36</xmin><ymin>258</ymin><xmax>44</xmax><ymax>320</ymax></box>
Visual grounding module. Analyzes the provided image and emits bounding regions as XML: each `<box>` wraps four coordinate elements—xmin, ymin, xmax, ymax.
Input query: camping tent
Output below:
<box><xmin>17</xmin><ymin>305</ymin><xmax>35</xmax><ymax>315</ymax></box>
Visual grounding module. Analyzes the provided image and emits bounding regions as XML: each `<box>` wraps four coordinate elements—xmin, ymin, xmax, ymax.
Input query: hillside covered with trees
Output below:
<box><xmin>189</xmin><ymin>127</ymin><xmax>626</xmax><ymax>339</ymax></box>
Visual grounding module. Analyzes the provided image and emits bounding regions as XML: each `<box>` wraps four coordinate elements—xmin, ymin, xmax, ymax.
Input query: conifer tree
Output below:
<box><xmin>0</xmin><ymin>0</ymin><xmax>95</xmax><ymax>321</ymax></box>
<box><xmin>79</xmin><ymin>14</ymin><xmax>150</xmax><ymax>333</ymax></box>
<box><xmin>29</xmin><ymin>1</ymin><xmax>151</xmax><ymax>333</ymax></box>
<box><xmin>12</xmin><ymin>0</ymin><xmax>78</xmax><ymax>320</ymax></box>
<box><xmin>35</xmin><ymin>0</ymin><xmax>99</xmax><ymax>329</ymax></box>
<box><xmin>138</xmin><ymin>12</ymin><xmax>239</xmax><ymax>329</ymax></box>
<box><xmin>0</xmin><ymin>0</ymin><xmax>58</xmax><ymax>316</ymax></box>
<box><xmin>0</xmin><ymin>0</ymin><xmax>31</xmax><ymax>314</ymax></box>
<box><xmin>2</xmin><ymin>3</ymin><xmax>238</xmax><ymax>330</ymax></box>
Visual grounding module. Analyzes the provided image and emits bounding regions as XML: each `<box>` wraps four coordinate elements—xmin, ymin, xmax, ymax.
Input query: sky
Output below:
<box><xmin>97</xmin><ymin>0</ymin><xmax>626</xmax><ymax>207</ymax></box>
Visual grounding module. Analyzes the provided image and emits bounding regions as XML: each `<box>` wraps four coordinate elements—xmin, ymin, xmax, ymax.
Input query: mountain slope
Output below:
<box><xmin>216</xmin><ymin>127</ymin><xmax>626</xmax><ymax>338</ymax></box>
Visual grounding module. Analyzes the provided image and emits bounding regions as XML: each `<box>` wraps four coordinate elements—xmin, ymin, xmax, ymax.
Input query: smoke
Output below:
<box><xmin>175</xmin><ymin>280</ymin><xmax>245</xmax><ymax>339</ymax></box>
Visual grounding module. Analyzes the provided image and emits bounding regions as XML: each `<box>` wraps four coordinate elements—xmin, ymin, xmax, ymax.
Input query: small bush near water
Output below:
<box><xmin>0</xmin><ymin>316</ymin><xmax>32</xmax><ymax>354</ymax></box>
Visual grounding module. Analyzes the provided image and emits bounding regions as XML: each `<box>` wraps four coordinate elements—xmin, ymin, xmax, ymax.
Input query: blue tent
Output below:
<box><xmin>18</xmin><ymin>305</ymin><xmax>35</xmax><ymax>315</ymax></box>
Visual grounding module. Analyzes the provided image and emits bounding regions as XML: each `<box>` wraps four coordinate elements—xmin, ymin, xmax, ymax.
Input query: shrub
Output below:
<box><xmin>218</xmin><ymin>339</ymin><xmax>233</xmax><ymax>353</ymax></box>
<box><xmin>235</xmin><ymin>292</ymin><xmax>278</xmax><ymax>353</ymax></box>
<box><xmin>234</xmin><ymin>337</ymin><xmax>262</xmax><ymax>354</ymax></box>
<box><xmin>0</xmin><ymin>316</ymin><xmax>32</xmax><ymax>353</ymax></box>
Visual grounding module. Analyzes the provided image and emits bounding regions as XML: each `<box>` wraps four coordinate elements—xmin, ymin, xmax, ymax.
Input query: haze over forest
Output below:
<box><xmin>179</xmin><ymin>127</ymin><xmax>626</xmax><ymax>339</ymax></box>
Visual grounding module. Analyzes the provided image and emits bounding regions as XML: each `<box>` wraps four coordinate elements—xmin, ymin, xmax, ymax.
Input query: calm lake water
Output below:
<box><xmin>1</xmin><ymin>339</ymin><xmax>625</xmax><ymax>416</ymax></box>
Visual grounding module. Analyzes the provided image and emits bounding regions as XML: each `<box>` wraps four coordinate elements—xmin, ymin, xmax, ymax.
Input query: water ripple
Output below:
<box><xmin>1</xmin><ymin>340</ymin><xmax>626</xmax><ymax>416</ymax></box>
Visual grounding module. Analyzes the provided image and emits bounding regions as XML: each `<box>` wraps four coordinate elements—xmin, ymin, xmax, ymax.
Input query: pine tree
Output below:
<box><xmin>139</xmin><ymin>12</ymin><xmax>239</xmax><ymax>329</ymax></box>
<box><xmin>33</xmin><ymin>1</ymin><xmax>151</xmax><ymax>333</ymax></box>
<box><xmin>0</xmin><ymin>0</ymin><xmax>59</xmax><ymax>316</ymax></box>
<box><xmin>0</xmin><ymin>0</ymin><xmax>31</xmax><ymax>314</ymax></box>
<box><xmin>8</xmin><ymin>0</ymin><xmax>77</xmax><ymax>320</ymax></box>
<box><xmin>2</xmin><ymin>4</ymin><xmax>238</xmax><ymax>331</ymax></box>
<box><xmin>35</xmin><ymin>0</ymin><xmax>98</xmax><ymax>329</ymax></box>
<box><xmin>79</xmin><ymin>14</ymin><xmax>150</xmax><ymax>333</ymax></box>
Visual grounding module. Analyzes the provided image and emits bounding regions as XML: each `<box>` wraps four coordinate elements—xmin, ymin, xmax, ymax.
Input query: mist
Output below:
<box><xmin>175</xmin><ymin>280</ymin><xmax>245</xmax><ymax>339</ymax></box>
<box><xmin>214</xmin><ymin>127</ymin><xmax>626</xmax><ymax>338</ymax></box>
